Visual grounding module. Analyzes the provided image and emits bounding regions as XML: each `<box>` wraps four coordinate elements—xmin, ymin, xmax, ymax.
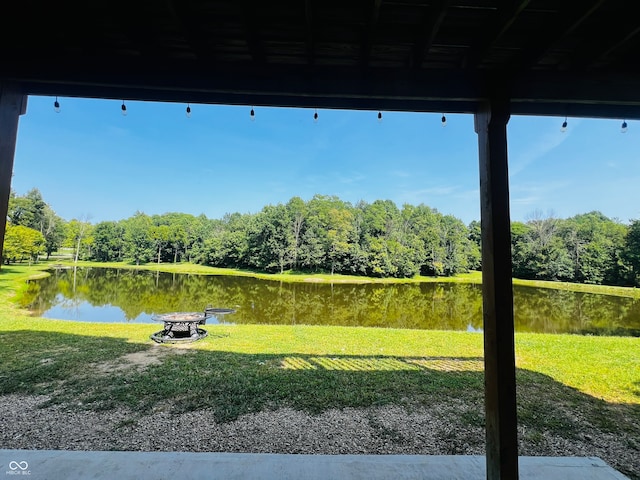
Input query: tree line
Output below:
<box><xmin>4</xmin><ymin>188</ymin><xmax>640</xmax><ymax>286</ymax></box>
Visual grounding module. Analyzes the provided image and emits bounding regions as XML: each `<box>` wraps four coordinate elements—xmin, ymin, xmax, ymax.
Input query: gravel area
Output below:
<box><xmin>1</xmin><ymin>394</ymin><xmax>637</xmax><ymax>478</ymax></box>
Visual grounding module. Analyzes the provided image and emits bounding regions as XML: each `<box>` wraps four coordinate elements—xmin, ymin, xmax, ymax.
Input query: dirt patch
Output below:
<box><xmin>94</xmin><ymin>345</ymin><xmax>190</xmax><ymax>374</ymax></box>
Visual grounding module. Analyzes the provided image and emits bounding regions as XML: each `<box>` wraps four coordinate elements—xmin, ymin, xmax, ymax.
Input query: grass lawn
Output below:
<box><xmin>1</xmin><ymin>263</ymin><xmax>639</xmax><ymax>476</ymax></box>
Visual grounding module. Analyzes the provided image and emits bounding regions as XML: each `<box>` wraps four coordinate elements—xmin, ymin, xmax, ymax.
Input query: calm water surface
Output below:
<box><xmin>20</xmin><ymin>267</ymin><xmax>640</xmax><ymax>336</ymax></box>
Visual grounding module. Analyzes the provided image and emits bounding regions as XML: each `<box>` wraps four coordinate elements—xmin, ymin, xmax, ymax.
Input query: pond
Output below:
<box><xmin>20</xmin><ymin>267</ymin><xmax>640</xmax><ymax>336</ymax></box>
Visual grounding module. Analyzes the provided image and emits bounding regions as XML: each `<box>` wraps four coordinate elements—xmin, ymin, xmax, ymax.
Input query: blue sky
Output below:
<box><xmin>12</xmin><ymin>95</ymin><xmax>640</xmax><ymax>225</ymax></box>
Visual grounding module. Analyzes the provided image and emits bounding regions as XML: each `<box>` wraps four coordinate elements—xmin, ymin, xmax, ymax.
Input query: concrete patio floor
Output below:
<box><xmin>0</xmin><ymin>450</ymin><xmax>630</xmax><ymax>479</ymax></box>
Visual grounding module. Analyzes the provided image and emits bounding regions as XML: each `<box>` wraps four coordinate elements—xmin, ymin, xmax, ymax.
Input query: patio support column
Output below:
<box><xmin>0</xmin><ymin>82</ymin><xmax>27</xmax><ymax>267</ymax></box>
<box><xmin>475</xmin><ymin>97</ymin><xmax>519</xmax><ymax>480</ymax></box>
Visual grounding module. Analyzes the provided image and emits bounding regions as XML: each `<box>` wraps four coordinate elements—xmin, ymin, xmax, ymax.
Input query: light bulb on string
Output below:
<box><xmin>313</xmin><ymin>109</ymin><xmax>319</xmax><ymax>123</ymax></box>
<box><xmin>186</xmin><ymin>104</ymin><xmax>192</xmax><ymax>118</ymax></box>
<box><xmin>621</xmin><ymin>120</ymin><xmax>628</xmax><ymax>133</ymax></box>
<box><xmin>441</xmin><ymin>114</ymin><xmax>447</xmax><ymax>127</ymax></box>
<box><xmin>250</xmin><ymin>107</ymin><xmax>255</xmax><ymax>121</ymax></box>
<box><xmin>53</xmin><ymin>96</ymin><xmax>61</xmax><ymax>113</ymax></box>
<box><xmin>377</xmin><ymin>111</ymin><xmax>383</xmax><ymax>123</ymax></box>
<box><xmin>561</xmin><ymin>117</ymin><xmax>568</xmax><ymax>132</ymax></box>
<box><xmin>121</xmin><ymin>101</ymin><xmax>128</xmax><ymax>117</ymax></box>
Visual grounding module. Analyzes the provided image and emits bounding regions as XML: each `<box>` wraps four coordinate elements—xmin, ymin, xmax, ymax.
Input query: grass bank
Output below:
<box><xmin>52</xmin><ymin>260</ymin><xmax>466</xmax><ymax>284</ymax></box>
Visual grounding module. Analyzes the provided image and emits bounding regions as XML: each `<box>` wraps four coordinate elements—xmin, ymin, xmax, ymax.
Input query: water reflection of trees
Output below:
<box><xmin>513</xmin><ymin>285</ymin><xmax>640</xmax><ymax>335</ymax></box>
<box><xmin>19</xmin><ymin>268</ymin><xmax>640</xmax><ymax>335</ymax></box>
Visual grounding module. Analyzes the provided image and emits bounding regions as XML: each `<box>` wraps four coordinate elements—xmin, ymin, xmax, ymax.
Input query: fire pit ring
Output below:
<box><xmin>150</xmin><ymin>307</ymin><xmax>236</xmax><ymax>343</ymax></box>
<box><xmin>204</xmin><ymin>307</ymin><xmax>236</xmax><ymax>319</ymax></box>
<box><xmin>150</xmin><ymin>311</ymin><xmax>209</xmax><ymax>343</ymax></box>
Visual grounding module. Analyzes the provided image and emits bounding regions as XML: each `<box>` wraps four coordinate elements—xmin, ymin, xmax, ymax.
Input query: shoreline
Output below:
<box><xmin>17</xmin><ymin>260</ymin><xmax>640</xmax><ymax>299</ymax></box>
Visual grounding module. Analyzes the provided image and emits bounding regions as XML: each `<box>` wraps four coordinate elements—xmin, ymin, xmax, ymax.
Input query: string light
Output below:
<box><xmin>121</xmin><ymin>101</ymin><xmax>128</xmax><ymax>116</ymax></box>
<box><xmin>560</xmin><ymin>116</ymin><xmax>567</xmax><ymax>132</ymax></box>
<box><xmin>441</xmin><ymin>114</ymin><xmax>447</xmax><ymax>127</ymax></box>
<box><xmin>186</xmin><ymin>104</ymin><xmax>192</xmax><ymax>118</ymax></box>
<box><xmin>621</xmin><ymin>120</ymin><xmax>628</xmax><ymax>133</ymax></box>
<box><xmin>377</xmin><ymin>111</ymin><xmax>383</xmax><ymax>123</ymax></box>
<box><xmin>250</xmin><ymin>107</ymin><xmax>255</xmax><ymax>121</ymax></box>
<box><xmin>313</xmin><ymin>109</ymin><xmax>319</xmax><ymax>123</ymax></box>
<box><xmin>53</xmin><ymin>96</ymin><xmax>61</xmax><ymax>113</ymax></box>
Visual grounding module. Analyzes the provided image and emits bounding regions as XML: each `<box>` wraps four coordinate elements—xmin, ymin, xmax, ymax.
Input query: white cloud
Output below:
<box><xmin>508</xmin><ymin>120</ymin><xmax>581</xmax><ymax>177</ymax></box>
<box><xmin>453</xmin><ymin>188</ymin><xmax>479</xmax><ymax>200</ymax></box>
<box><xmin>511</xmin><ymin>180</ymin><xmax>571</xmax><ymax>195</ymax></box>
<box><xmin>512</xmin><ymin>196</ymin><xmax>539</xmax><ymax>205</ymax></box>
<box><xmin>335</xmin><ymin>172</ymin><xmax>366</xmax><ymax>184</ymax></box>
<box><xmin>395</xmin><ymin>185</ymin><xmax>460</xmax><ymax>206</ymax></box>
<box><xmin>416</xmin><ymin>185</ymin><xmax>459</xmax><ymax>196</ymax></box>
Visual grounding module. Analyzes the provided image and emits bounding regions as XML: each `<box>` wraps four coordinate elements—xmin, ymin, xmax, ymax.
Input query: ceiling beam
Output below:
<box><xmin>165</xmin><ymin>0</ymin><xmax>215</xmax><ymax>62</ymax></box>
<box><xmin>20</xmin><ymin>83</ymin><xmax>640</xmax><ymax>120</ymax></box>
<box><xmin>1</xmin><ymin>60</ymin><xmax>482</xmax><ymax>102</ymax></box>
<box><xmin>360</xmin><ymin>0</ymin><xmax>383</xmax><ymax>68</ymax></box>
<box><xmin>411</xmin><ymin>0</ymin><xmax>449</xmax><ymax>70</ymax></box>
<box><xmin>462</xmin><ymin>0</ymin><xmax>531</xmax><ymax>69</ymax></box>
<box><xmin>243</xmin><ymin>0</ymin><xmax>266</xmax><ymax>64</ymax></box>
<box><xmin>563</xmin><ymin>15</ymin><xmax>640</xmax><ymax>70</ymax></box>
<box><xmin>118</xmin><ymin>5</ymin><xmax>164</xmax><ymax>59</ymax></box>
<box><xmin>6</xmin><ymin>61</ymin><xmax>640</xmax><ymax>118</ymax></box>
<box><xmin>305</xmin><ymin>0</ymin><xmax>316</xmax><ymax>65</ymax></box>
<box><xmin>510</xmin><ymin>0</ymin><xmax>606</xmax><ymax>71</ymax></box>
<box><xmin>589</xmin><ymin>25</ymin><xmax>640</xmax><ymax>68</ymax></box>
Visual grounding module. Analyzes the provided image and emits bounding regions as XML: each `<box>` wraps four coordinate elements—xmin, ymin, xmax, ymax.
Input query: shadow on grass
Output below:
<box><xmin>1</xmin><ymin>330</ymin><xmax>639</xmax><ymax>440</ymax></box>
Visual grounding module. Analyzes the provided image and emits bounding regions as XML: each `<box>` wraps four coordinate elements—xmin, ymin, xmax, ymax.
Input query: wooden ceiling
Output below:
<box><xmin>2</xmin><ymin>0</ymin><xmax>640</xmax><ymax>118</ymax></box>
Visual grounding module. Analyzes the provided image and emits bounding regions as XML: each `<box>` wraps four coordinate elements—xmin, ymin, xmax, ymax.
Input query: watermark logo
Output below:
<box><xmin>5</xmin><ymin>461</ymin><xmax>30</xmax><ymax>476</ymax></box>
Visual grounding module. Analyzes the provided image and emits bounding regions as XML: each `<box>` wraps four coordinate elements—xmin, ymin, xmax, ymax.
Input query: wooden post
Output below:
<box><xmin>475</xmin><ymin>98</ymin><xmax>519</xmax><ymax>480</ymax></box>
<box><xmin>0</xmin><ymin>83</ymin><xmax>27</xmax><ymax>267</ymax></box>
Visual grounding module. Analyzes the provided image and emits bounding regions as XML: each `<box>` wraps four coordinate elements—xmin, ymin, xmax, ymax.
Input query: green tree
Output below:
<box><xmin>467</xmin><ymin>220</ymin><xmax>482</xmax><ymax>270</ymax></box>
<box><xmin>150</xmin><ymin>212</ymin><xmax>198</xmax><ymax>263</ymax></box>
<box><xmin>622</xmin><ymin>219</ymin><xmax>640</xmax><ymax>286</ymax></box>
<box><xmin>325</xmin><ymin>208</ymin><xmax>354</xmax><ymax>275</ymax></box>
<box><xmin>41</xmin><ymin>206</ymin><xmax>66</xmax><ymax>259</ymax></box>
<box><xmin>512</xmin><ymin>213</ymin><xmax>573</xmax><ymax>281</ymax></box>
<box><xmin>303</xmin><ymin>195</ymin><xmax>355</xmax><ymax>273</ymax></box>
<box><xmin>248</xmin><ymin>204</ymin><xmax>294</xmax><ymax>273</ymax></box>
<box><xmin>298</xmin><ymin>228</ymin><xmax>325</xmax><ymax>271</ymax></box>
<box><xmin>438</xmin><ymin>215</ymin><xmax>472</xmax><ymax>276</ymax></box>
<box><xmin>287</xmin><ymin>196</ymin><xmax>306</xmax><ymax>269</ymax></box>
<box><xmin>402</xmin><ymin>204</ymin><xmax>441</xmax><ymax>276</ymax></box>
<box><xmin>168</xmin><ymin>224</ymin><xmax>187</xmax><ymax>263</ymax></box>
<box><xmin>3</xmin><ymin>224</ymin><xmax>45</xmax><ymax>264</ymax></box>
<box><xmin>92</xmin><ymin>221</ymin><xmax>125</xmax><ymax>262</ymax></box>
<box><xmin>123</xmin><ymin>212</ymin><xmax>153</xmax><ymax>265</ymax></box>
<box><xmin>150</xmin><ymin>224</ymin><xmax>171</xmax><ymax>265</ymax></box>
<box><xmin>361</xmin><ymin>199</ymin><xmax>400</xmax><ymax>239</ymax></box>
<box><xmin>64</xmin><ymin>217</ymin><xmax>93</xmax><ymax>263</ymax></box>
<box><xmin>7</xmin><ymin>188</ymin><xmax>46</xmax><ymax>231</ymax></box>
<box><xmin>222</xmin><ymin>213</ymin><xmax>252</xmax><ymax>267</ymax></box>
<box><xmin>185</xmin><ymin>214</ymin><xmax>215</xmax><ymax>264</ymax></box>
<box><xmin>559</xmin><ymin>212</ymin><xmax>627</xmax><ymax>285</ymax></box>
<box><xmin>367</xmin><ymin>236</ymin><xmax>395</xmax><ymax>276</ymax></box>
